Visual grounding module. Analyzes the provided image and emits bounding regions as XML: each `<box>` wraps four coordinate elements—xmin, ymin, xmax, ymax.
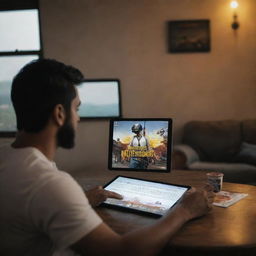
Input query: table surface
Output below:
<box><xmin>75</xmin><ymin>170</ymin><xmax>256</xmax><ymax>255</ymax></box>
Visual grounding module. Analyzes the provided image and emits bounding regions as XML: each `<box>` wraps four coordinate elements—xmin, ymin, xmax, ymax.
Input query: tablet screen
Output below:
<box><xmin>102</xmin><ymin>176</ymin><xmax>190</xmax><ymax>216</ymax></box>
<box><xmin>108</xmin><ymin>118</ymin><xmax>173</xmax><ymax>172</ymax></box>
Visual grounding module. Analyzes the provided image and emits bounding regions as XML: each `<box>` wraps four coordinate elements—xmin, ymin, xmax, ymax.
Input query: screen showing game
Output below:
<box><xmin>108</xmin><ymin>118</ymin><xmax>172</xmax><ymax>172</ymax></box>
<box><xmin>103</xmin><ymin>176</ymin><xmax>189</xmax><ymax>216</ymax></box>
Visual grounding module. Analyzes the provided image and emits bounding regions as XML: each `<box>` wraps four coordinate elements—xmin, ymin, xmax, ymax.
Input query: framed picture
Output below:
<box><xmin>168</xmin><ymin>19</ymin><xmax>210</xmax><ymax>53</ymax></box>
<box><xmin>77</xmin><ymin>79</ymin><xmax>122</xmax><ymax>119</ymax></box>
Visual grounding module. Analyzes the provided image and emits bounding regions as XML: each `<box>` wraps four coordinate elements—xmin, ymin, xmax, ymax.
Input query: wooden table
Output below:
<box><xmin>75</xmin><ymin>170</ymin><xmax>256</xmax><ymax>256</ymax></box>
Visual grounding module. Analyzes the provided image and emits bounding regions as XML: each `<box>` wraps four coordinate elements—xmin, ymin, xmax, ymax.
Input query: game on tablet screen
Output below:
<box><xmin>108</xmin><ymin>119</ymin><xmax>172</xmax><ymax>172</ymax></box>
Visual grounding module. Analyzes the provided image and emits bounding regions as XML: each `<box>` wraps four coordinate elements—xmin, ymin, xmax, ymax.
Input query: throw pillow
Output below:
<box><xmin>236</xmin><ymin>142</ymin><xmax>256</xmax><ymax>165</ymax></box>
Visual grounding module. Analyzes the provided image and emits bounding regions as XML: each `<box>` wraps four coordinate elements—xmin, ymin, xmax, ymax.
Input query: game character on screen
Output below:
<box><xmin>128</xmin><ymin>123</ymin><xmax>150</xmax><ymax>169</ymax></box>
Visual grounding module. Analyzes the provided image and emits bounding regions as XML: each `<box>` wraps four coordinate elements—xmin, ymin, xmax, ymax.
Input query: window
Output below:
<box><xmin>0</xmin><ymin>1</ymin><xmax>42</xmax><ymax>136</ymax></box>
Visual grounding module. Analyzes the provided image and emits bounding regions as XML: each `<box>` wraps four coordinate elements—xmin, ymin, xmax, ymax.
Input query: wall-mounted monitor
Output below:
<box><xmin>77</xmin><ymin>79</ymin><xmax>121</xmax><ymax>119</ymax></box>
<box><xmin>108</xmin><ymin>118</ymin><xmax>173</xmax><ymax>172</ymax></box>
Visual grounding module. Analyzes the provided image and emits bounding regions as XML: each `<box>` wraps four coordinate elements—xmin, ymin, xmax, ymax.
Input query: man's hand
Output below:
<box><xmin>178</xmin><ymin>184</ymin><xmax>215</xmax><ymax>221</ymax></box>
<box><xmin>85</xmin><ymin>186</ymin><xmax>123</xmax><ymax>207</ymax></box>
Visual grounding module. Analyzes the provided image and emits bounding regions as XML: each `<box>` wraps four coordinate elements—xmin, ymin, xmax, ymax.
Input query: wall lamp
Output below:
<box><xmin>230</xmin><ymin>1</ymin><xmax>239</xmax><ymax>30</ymax></box>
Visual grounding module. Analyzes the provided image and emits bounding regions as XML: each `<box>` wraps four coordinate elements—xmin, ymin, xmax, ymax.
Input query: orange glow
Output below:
<box><xmin>121</xmin><ymin>136</ymin><xmax>133</xmax><ymax>144</ymax></box>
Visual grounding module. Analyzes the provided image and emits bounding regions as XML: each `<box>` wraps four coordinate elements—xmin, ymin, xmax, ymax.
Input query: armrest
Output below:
<box><xmin>173</xmin><ymin>144</ymin><xmax>200</xmax><ymax>168</ymax></box>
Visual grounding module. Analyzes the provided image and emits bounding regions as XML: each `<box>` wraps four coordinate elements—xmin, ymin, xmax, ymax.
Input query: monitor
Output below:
<box><xmin>77</xmin><ymin>79</ymin><xmax>121</xmax><ymax>119</ymax></box>
<box><xmin>108</xmin><ymin>118</ymin><xmax>173</xmax><ymax>172</ymax></box>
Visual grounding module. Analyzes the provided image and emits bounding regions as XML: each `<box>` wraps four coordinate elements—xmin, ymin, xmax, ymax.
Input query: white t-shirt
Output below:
<box><xmin>0</xmin><ymin>145</ymin><xmax>102</xmax><ymax>256</ymax></box>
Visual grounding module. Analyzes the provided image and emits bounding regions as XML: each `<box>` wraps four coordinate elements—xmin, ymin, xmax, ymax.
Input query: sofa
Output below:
<box><xmin>173</xmin><ymin>119</ymin><xmax>256</xmax><ymax>185</ymax></box>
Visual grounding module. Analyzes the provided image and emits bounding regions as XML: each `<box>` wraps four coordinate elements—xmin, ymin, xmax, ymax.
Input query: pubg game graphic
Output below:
<box><xmin>110</xmin><ymin>120</ymin><xmax>171</xmax><ymax>171</ymax></box>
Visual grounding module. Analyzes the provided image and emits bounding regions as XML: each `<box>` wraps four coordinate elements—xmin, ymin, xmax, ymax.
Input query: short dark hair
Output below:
<box><xmin>11</xmin><ymin>59</ymin><xmax>84</xmax><ymax>132</ymax></box>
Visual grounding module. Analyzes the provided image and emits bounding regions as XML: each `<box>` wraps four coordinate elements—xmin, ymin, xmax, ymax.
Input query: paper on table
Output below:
<box><xmin>213</xmin><ymin>191</ymin><xmax>248</xmax><ymax>208</ymax></box>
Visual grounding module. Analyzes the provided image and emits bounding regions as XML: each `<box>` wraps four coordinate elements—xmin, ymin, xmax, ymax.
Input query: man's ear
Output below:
<box><xmin>53</xmin><ymin>104</ymin><xmax>66</xmax><ymax>126</ymax></box>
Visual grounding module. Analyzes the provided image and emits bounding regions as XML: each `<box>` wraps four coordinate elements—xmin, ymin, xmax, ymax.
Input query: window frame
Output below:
<box><xmin>0</xmin><ymin>0</ymin><xmax>43</xmax><ymax>137</ymax></box>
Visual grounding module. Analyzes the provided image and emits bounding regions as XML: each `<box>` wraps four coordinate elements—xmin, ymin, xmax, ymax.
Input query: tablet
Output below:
<box><xmin>108</xmin><ymin>118</ymin><xmax>173</xmax><ymax>172</ymax></box>
<box><xmin>102</xmin><ymin>176</ymin><xmax>190</xmax><ymax>217</ymax></box>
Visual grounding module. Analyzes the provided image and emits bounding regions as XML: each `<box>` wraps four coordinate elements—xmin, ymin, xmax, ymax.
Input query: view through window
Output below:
<box><xmin>0</xmin><ymin>8</ymin><xmax>42</xmax><ymax>135</ymax></box>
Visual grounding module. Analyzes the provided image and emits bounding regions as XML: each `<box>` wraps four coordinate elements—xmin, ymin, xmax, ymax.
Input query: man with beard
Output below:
<box><xmin>0</xmin><ymin>59</ymin><xmax>214</xmax><ymax>256</ymax></box>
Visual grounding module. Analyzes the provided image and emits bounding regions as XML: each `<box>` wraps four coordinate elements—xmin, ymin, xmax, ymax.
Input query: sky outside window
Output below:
<box><xmin>0</xmin><ymin>55</ymin><xmax>39</xmax><ymax>132</ymax></box>
<box><xmin>0</xmin><ymin>9</ymin><xmax>40</xmax><ymax>52</ymax></box>
<box><xmin>0</xmin><ymin>8</ymin><xmax>41</xmax><ymax>133</ymax></box>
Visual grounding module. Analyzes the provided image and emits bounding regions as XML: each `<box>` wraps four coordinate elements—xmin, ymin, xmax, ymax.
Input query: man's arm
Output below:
<box><xmin>72</xmin><ymin>186</ymin><xmax>214</xmax><ymax>256</ymax></box>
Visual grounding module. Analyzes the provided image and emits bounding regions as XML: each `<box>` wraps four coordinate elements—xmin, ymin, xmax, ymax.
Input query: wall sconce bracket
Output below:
<box><xmin>231</xmin><ymin>14</ymin><xmax>239</xmax><ymax>30</ymax></box>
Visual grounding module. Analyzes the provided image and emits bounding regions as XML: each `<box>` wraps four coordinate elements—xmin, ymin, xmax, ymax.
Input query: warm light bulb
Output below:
<box><xmin>230</xmin><ymin>1</ymin><xmax>239</xmax><ymax>9</ymax></box>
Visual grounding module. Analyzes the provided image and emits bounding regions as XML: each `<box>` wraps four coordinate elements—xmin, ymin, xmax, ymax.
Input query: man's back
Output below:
<box><xmin>0</xmin><ymin>144</ymin><xmax>101</xmax><ymax>256</ymax></box>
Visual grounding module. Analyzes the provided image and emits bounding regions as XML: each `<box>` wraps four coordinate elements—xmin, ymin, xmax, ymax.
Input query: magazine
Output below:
<box><xmin>213</xmin><ymin>191</ymin><xmax>248</xmax><ymax>208</ymax></box>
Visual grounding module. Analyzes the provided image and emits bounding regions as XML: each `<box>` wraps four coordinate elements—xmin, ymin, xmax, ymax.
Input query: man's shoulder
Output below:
<box><xmin>0</xmin><ymin>145</ymin><xmax>75</xmax><ymax>195</ymax></box>
<box><xmin>1</xmin><ymin>146</ymin><xmax>53</xmax><ymax>174</ymax></box>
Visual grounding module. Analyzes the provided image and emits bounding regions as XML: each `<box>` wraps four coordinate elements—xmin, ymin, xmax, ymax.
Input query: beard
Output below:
<box><xmin>57</xmin><ymin>120</ymin><xmax>75</xmax><ymax>149</ymax></box>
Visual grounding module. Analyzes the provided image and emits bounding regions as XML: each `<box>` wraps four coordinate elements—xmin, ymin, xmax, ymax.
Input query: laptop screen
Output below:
<box><xmin>108</xmin><ymin>118</ymin><xmax>172</xmax><ymax>172</ymax></box>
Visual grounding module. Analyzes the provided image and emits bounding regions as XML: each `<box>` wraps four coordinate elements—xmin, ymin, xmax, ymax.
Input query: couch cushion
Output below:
<box><xmin>183</xmin><ymin>120</ymin><xmax>241</xmax><ymax>162</ymax></box>
<box><xmin>189</xmin><ymin>162</ymin><xmax>256</xmax><ymax>184</ymax></box>
<box><xmin>242</xmin><ymin>119</ymin><xmax>256</xmax><ymax>144</ymax></box>
<box><xmin>236</xmin><ymin>142</ymin><xmax>256</xmax><ymax>165</ymax></box>
<box><xmin>188</xmin><ymin>161</ymin><xmax>256</xmax><ymax>184</ymax></box>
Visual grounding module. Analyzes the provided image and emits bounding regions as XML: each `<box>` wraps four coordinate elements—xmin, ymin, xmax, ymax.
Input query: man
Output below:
<box><xmin>0</xmin><ymin>59</ymin><xmax>214</xmax><ymax>256</ymax></box>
